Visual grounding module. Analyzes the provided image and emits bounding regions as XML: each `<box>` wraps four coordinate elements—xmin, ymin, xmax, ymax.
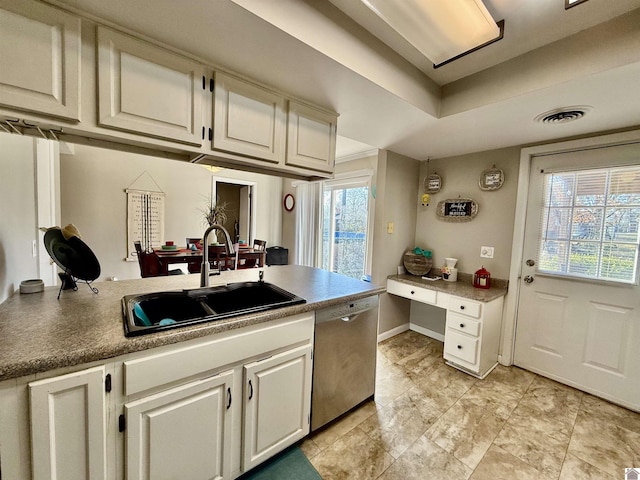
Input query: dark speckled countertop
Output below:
<box><xmin>0</xmin><ymin>266</ymin><xmax>384</xmax><ymax>381</ymax></box>
<box><xmin>388</xmin><ymin>273</ymin><xmax>508</xmax><ymax>302</ymax></box>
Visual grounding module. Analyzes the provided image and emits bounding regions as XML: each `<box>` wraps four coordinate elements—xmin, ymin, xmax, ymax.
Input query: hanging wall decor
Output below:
<box><xmin>424</xmin><ymin>173</ymin><xmax>442</xmax><ymax>193</ymax></box>
<box><xmin>479</xmin><ymin>165</ymin><xmax>504</xmax><ymax>191</ymax></box>
<box><xmin>125</xmin><ymin>171</ymin><xmax>165</xmax><ymax>261</ymax></box>
<box><xmin>436</xmin><ymin>197</ymin><xmax>478</xmax><ymax>222</ymax></box>
<box><xmin>423</xmin><ymin>158</ymin><xmax>442</xmax><ymax>194</ymax></box>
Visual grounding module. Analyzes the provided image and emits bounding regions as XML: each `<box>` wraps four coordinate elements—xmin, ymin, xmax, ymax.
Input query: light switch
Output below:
<box><xmin>387</xmin><ymin>222</ymin><xmax>394</xmax><ymax>234</ymax></box>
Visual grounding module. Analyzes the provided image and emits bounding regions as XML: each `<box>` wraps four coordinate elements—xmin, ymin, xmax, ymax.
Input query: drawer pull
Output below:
<box><xmin>460</xmin><ymin>305</ymin><xmax>465</xmax><ymax>310</ymax></box>
<box><xmin>410</xmin><ymin>290</ymin><xmax>415</xmax><ymax>294</ymax></box>
<box><xmin>459</xmin><ymin>323</ymin><xmax>465</xmax><ymax>328</ymax></box>
<box><xmin>457</xmin><ymin>345</ymin><xmax>462</xmax><ymax>349</ymax></box>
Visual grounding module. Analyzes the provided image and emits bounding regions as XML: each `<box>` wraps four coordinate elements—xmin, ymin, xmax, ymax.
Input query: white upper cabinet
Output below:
<box><xmin>286</xmin><ymin>100</ymin><xmax>337</xmax><ymax>173</ymax></box>
<box><xmin>213</xmin><ymin>72</ymin><xmax>286</xmax><ymax>163</ymax></box>
<box><xmin>97</xmin><ymin>26</ymin><xmax>205</xmax><ymax>145</ymax></box>
<box><xmin>0</xmin><ymin>1</ymin><xmax>81</xmax><ymax>121</ymax></box>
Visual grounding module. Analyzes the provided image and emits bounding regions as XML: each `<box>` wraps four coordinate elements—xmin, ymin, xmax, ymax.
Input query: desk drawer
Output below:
<box><xmin>387</xmin><ymin>279</ymin><xmax>437</xmax><ymax>305</ymax></box>
<box><xmin>447</xmin><ymin>312</ymin><xmax>481</xmax><ymax>337</ymax></box>
<box><xmin>444</xmin><ymin>330</ymin><xmax>479</xmax><ymax>366</ymax></box>
<box><xmin>449</xmin><ymin>297</ymin><xmax>481</xmax><ymax>318</ymax></box>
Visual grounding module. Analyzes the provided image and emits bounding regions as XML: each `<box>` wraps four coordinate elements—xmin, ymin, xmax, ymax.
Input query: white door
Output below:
<box><xmin>29</xmin><ymin>366</ymin><xmax>107</xmax><ymax>480</ymax></box>
<box><xmin>125</xmin><ymin>371</ymin><xmax>234</xmax><ymax>480</ymax></box>
<box><xmin>514</xmin><ymin>142</ymin><xmax>640</xmax><ymax>411</ymax></box>
<box><xmin>242</xmin><ymin>345</ymin><xmax>312</xmax><ymax>471</ymax></box>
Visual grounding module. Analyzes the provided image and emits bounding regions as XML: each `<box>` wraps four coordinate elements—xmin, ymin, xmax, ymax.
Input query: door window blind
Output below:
<box><xmin>538</xmin><ymin>165</ymin><xmax>640</xmax><ymax>284</ymax></box>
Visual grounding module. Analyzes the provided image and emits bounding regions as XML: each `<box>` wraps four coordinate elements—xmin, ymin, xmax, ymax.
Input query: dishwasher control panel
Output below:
<box><xmin>315</xmin><ymin>295</ymin><xmax>379</xmax><ymax>323</ymax></box>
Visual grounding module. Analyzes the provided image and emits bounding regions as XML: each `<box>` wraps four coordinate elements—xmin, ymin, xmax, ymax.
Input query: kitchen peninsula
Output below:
<box><xmin>0</xmin><ymin>266</ymin><xmax>384</xmax><ymax>480</ymax></box>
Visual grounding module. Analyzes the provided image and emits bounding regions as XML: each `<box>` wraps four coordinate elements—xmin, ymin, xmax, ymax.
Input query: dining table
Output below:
<box><xmin>153</xmin><ymin>246</ymin><xmax>266</xmax><ymax>275</ymax></box>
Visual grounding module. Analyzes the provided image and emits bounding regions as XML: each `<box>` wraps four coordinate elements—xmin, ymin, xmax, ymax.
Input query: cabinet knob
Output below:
<box><xmin>460</xmin><ymin>305</ymin><xmax>465</xmax><ymax>310</ymax></box>
<box><xmin>459</xmin><ymin>323</ymin><xmax>465</xmax><ymax>328</ymax></box>
<box><xmin>457</xmin><ymin>345</ymin><xmax>462</xmax><ymax>349</ymax></box>
<box><xmin>410</xmin><ymin>290</ymin><xmax>415</xmax><ymax>295</ymax></box>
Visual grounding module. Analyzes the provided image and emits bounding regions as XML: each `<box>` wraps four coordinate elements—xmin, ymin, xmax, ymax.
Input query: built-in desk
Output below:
<box><xmin>387</xmin><ymin>274</ymin><xmax>507</xmax><ymax>379</ymax></box>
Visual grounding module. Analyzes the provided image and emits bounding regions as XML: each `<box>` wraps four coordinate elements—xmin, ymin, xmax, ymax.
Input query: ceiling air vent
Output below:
<box><xmin>534</xmin><ymin>106</ymin><xmax>592</xmax><ymax>124</ymax></box>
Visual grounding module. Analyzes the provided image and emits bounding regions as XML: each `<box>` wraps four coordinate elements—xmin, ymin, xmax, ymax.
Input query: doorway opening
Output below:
<box><xmin>212</xmin><ymin>178</ymin><xmax>256</xmax><ymax>245</ymax></box>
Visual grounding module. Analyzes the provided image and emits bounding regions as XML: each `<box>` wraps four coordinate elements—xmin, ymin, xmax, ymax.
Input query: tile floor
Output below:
<box><xmin>301</xmin><ymin>330</ymin><xmax>640</xmax><ymax>480</ymax></box>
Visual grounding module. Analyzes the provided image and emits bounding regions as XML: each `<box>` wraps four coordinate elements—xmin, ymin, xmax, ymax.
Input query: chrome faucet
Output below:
<box><xmin>200</xmin><ymin>224</ymin><xmax>235</xmax><ymax>287</ymax></box>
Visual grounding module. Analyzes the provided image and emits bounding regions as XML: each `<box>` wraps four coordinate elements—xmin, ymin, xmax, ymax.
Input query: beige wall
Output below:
<box><xmin>61</xmin><ymin>144</ymin><xmax>282</xmax><ymax>281</ymax></box>
<box><xmin>408</xmin><ymin>147</ymin><xmax>520</xmax><ymax>335</ymax></box>
<box><xmin>0</xmin><ymin>133</ymin><xmax>39</xmax><ymax>303</ymax></box>
<box><xmin>415</xmin><ymin>147</ymin><xmax>520</xmax><ymax>280</ymax></box>
<box><xmin>372</xmin><ymin>150</ymin><xmax>421</xmax><ymax>335</ymax></box>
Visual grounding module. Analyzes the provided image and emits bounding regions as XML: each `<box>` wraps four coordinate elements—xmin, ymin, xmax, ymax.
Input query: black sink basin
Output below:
<box><xmin>122</xmin><ymin>282</ymin><xmax>306</xmax><ymax>336</ymax></box>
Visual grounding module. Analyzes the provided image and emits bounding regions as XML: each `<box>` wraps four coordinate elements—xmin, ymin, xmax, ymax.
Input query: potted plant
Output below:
<box><xmin>199</xmin><ymin>196</ymin><xmax>229</xmax><ymax>243</ymax></box>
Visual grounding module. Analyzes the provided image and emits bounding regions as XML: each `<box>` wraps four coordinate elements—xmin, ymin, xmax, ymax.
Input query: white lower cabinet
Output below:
<box><xmin>29</xmin><ymin>365</ymin><xmax>108</xmax><ymax>480</ymax></box>
<box><xmin>125</xmin><ymin>371</ymin><xmax>234</xmax><ymax>480</ymax></box>
<box><xmin>386</xmin><ymin>278</ymin><xmax>505</xmax><ymax>379</ymax></box>
<box><xmin>443</xmin><ymin>296</ymin><xmax>504</xmax><ymax>378</ymax></box>
<box><xmin>243</xmin><ymin>345</ymin><xmax>312</xmax><ymax>471</ymax></box>
<box><xmin>122</xmin><ymin>313</ymin><xmax>314</xmax><ymax>479</ymax></box>
<box><xmin>0</xmin><ymin>314</ymin><xmax>314</xmax><ymax>480</ymax></box>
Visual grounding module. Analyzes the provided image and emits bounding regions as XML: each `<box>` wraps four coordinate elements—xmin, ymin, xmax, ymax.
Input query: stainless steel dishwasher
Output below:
<box><xmin>311</xmin><ymin>295</ymin><xmax>379</xmax><ymax>431</ymax></box>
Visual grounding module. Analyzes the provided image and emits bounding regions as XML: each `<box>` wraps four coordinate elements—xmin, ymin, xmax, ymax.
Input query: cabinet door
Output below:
<box><xmin>286</xmin><ymin>100</ymin><xmax>337</xmax><ymax>173</ymax></box>
<box><xmin>213</xmin><ymin>72</ymin><xmax>286</xmax><ymax>162</ymax></box>
<box><xmin>125</xmin><ymin>371</ymin><xmax>233</xmax><ymax>480</ymax></box>
<box><xmin>243</xmin><ymin>344</ymin><xmax>312</xmax><ymax>471</ymax></box>
<box><xmin>97</xmin><ymin>26</ymin><xmax>204</xmax><ymax>145</ymax></box>
<box><xmin>29</xmin><ymin>366</ymin><xmax>107</xmax><ymax>480</ymax></box>
<box><xmin>0</xmin><ymin>0</ymin><xmax>80</xmax><ymax>121</ymax></box>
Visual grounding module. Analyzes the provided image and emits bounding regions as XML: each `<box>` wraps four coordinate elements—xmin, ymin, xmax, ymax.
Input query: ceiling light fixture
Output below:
<box><xmin>565</xmin><ymin>0</ymin><xmax>589</xmax><ymax>10</ymax></box>
<box><xmin>360</xmin><ymin>0</ymin><xmax>501</xmax><ymax>66</ymax></box>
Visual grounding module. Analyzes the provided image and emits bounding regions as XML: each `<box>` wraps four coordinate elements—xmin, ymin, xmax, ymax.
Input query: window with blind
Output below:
<box><xmin>321</xmin><ymin>173</ymin><xmax>372</xmax><ymax>280</ymax></box>
<box><xmin>538</xmin><ymin>165</ymin><xmax>640</xmax><ymax>284</ymax></box>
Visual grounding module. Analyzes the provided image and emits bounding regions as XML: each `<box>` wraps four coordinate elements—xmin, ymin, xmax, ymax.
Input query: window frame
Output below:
<box><xmin>536</xmin><ymin>165</ymin><xmax>640</xmax><ymax>285</ymax></box>
<box><xmin>321</xmin><ymin>170</ymin><xmax>374</xmax><ymax>278</ymax></box>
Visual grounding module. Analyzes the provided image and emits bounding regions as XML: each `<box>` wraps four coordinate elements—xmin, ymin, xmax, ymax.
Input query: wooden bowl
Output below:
<box><xmin>403</xmin><ymin>251</ymin><xmax>433</xmax><ymax>276</ymax></box>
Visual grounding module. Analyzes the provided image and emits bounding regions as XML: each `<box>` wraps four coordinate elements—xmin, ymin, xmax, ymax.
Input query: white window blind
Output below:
<box><xmin>538</xmin><ymin>165</ymin><xmax>640</xmax><ymax>284</ymax></box>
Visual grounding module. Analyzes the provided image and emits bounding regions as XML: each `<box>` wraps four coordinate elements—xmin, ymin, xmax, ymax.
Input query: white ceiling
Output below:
<box><xmin>53</xmin><ymin>0</ymin><xmax>640</xmax><ymax>161</ymax></box>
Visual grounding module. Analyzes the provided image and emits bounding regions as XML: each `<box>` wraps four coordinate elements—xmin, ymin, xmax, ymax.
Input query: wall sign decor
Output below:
<box><xmin>479</xmin><ymin>165</ymin><xmax>504</xmax><ymax>191</ymax></box>
<box><xmin>424</xmin><ymin>173</ymin><xmax>442</xmax><ymax>193</ymax></box>
<box><xmin>283</xmin><ymin>193</ymin><xmax>295</xmax><ymax>212</ymax></box>
<box><xmin>436</xmin><ymin>198</ymin><xmax>479</xmax><ymax>222</ymax></box>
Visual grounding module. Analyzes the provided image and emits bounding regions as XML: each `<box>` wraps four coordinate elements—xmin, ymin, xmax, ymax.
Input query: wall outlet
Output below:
<box><xmin>387</xmin><ymin>222</ymin><xmax>394</xmax><ymax>234</ymax></box>
<box><xmin>480</xmin><ymin>246</ymin><xmax>494</xmax><ymax>258</ymax></box>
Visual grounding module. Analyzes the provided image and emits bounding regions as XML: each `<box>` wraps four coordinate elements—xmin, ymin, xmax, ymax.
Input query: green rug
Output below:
<box><xmin>241</xmin><ymin>446</ymin><xmax>321</xmax><ymax>480</ymax></box>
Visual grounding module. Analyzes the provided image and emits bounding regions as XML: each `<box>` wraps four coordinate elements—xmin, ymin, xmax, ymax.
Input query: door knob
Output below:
<box><xmin>523</xmin><ymin>275</ymin><xmax>534</xmax><ymax>284</ymax></box>
<box><xmin>526</xmin><ymin>259</ymin><xmax>536</xmax><ymax>267</ymax></box>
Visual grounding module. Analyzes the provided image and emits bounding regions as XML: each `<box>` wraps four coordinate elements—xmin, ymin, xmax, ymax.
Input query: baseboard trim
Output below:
<box><xmin>409</xmin><ymin>324</ymin><xmax>445</xmax><ymax>342</ymax></box>
<box><xmin>377</xmin><ymin>323</ymin><xmax>409</xmax><ymax>343</ymax></box>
